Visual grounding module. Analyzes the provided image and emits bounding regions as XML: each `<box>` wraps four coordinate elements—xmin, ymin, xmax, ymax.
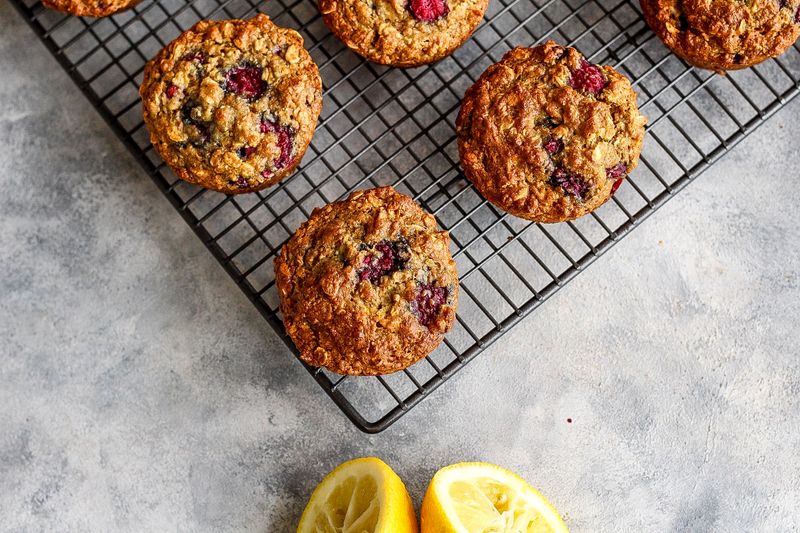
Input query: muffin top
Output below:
<box><xmin>275</xmin><ymin>186</ymin><xmax>459</xmax><ymax>376</ymax></box>
<box><xmin>641</xmin><ymin>0</ymin><xmax>800</xmax><ymax>71</ymax></box>
<box><xmin>42</xmin><ymin>0</ymin><xmax>139</xmax><ymax>17</ymax></box>
<box><xmin>319</xmin><ymin>0</ymin><xmax>489</xmax><ymax>67</ymax></box>
<box><xmin>457</xmin><ymin>42</ymin><xmax>647</xmax><ymax>223</ymax></box>
<box><xmin>140</xmin><ymin>15</ymin><xmax>323</xmax><ymax>194</ymax></box>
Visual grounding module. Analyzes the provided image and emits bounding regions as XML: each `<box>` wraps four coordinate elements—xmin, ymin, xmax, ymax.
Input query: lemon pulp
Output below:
<box><xmin>421</xmin><ymin>463</ymin><xmax>568</xmax><ymax>533</ymax></box>
<box><xmin>297</xmin><ymin>457</ymin><xmax>418</xmax><ymax>533</ymax></box>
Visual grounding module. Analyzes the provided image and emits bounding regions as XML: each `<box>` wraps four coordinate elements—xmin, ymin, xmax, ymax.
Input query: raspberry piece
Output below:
<box><xmin>260</xmin><ymin>120</ymin><xmax>276</xmax><ymax>134</ymax></box>
<box><xmin>544</xmin><ymin>138</ymin><xmax>564</xmax><ymax>155</ymax></box>
<box><xmin>224</xmin><ymin>65</ymin><xmax>266</xmax><ymax>100</ymax></box>
<box><xmin>611</xmin><ymin>178</ymin><xmax>624</xmax><ymax>195</ymax></box>
<box><xmin>237</xmin><ymin>146</ymin><xmax>256</xmax><ymax>159</ymax></box>
<box><xmin>795</xmin><ymin>6</ymin><xmax>800</xmax><ymax>22</ymax></box>
<box><xmin>550</xmin><ymin>167</ymin><xmax>589</xmax><ymax>199</ymax></box>
<box><xmin>569</xmin><ymin>59</ymin><xmax>607</xmax><ymax>95</ymax></box>
<box><xmin>165</xmin><ymin>84</ymin><xmax>179</xmax><ymax>99</ymax></box>
<box><xmin>183</xmin><ymin>52</ymin><xmax>206</xmax><ymax>63</ymax></box>
<box><xmin>357</xmin><ymin>239</ymin><xmax>410</xmax><ymax>283</ymax></box>
<box><xmin>606</xmin><ymin>163</ymin><xmax>627</xmax><ymax>179</ymax></box>
<box><xmin>260</xmin><ymin>118</ymin><xmax>296</xmax><ymax>172</ymax></box>
<box><xmin>274</xmin><ymin>128</ymin><xmax>294</xmax><ymax>169</ymax></box>
<box><xmin>235</xmin><ymin>177</ymin><xmax>249</xmax><ymax>189</ymax></box>
<box><xmin>407</xmin><ymin>0</ymin><xmax>449</xmax><ymax>22</ymax></box>
<box><xmin>412</xmin><ymin>283</ymin><xmax>448</xmax><ymax>326</ymax></box>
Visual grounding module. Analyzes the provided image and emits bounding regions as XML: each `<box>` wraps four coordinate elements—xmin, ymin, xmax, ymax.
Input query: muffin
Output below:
<box><xmin>457</xmin><ymin>42</ymin><xmax>647</xmax><ymax>223</ymax></box>
<box><xmin>275</xmin><ymin>187</ymin><xmax>459</xmax><ymax>376</ymax></box>
<box><xmin>319</xmin><ymin>0</ymin><xmax>489</xmax><ymax>67</ymax></box>
<box><xmin>42</xmin><ymin>0</ymin><xmax>139</xmax><ymax>17</ymax></box>
<box><xmin>140</xmin><ymin>15</ymin><xmax>323</xmax><ymax>194</ymax></box>
<box><xmin>641</xmin><ymin>0</ymin><xmax>800</xmax><ymax>71</ymax></box>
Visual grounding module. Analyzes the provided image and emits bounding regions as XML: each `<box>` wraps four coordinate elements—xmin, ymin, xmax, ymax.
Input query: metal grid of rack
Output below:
<box><xmin>10</xmin><ymin>0</ymin><xmax>800</xmax><ymax>432</ymax></box>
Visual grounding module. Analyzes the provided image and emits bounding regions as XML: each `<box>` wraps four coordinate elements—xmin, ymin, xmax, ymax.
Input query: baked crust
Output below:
<box><xmin>275</xmin><ymin>187</ymin><xmax>459</xmax><ymax>376</ymax></box>
<box><xmin>140</xmin><ymin>15</ymin><xmax>323</xmax><ymax>195</ymax></box>
<box><xmin>42</xmin><ymin>0</ymin><xmax>139</xmax><ymax>17</ymax></box>
<box><xmin>641</xmin><ymin>0</ymin><xmax>800</xmax><ymax>71</ymax></box>
<box><xmin>456</xmin><ymin>42</ymin><xmax>647</xmax><ymax>223</ymax></box>
<box><xmin>319</xmin><ymin>0</ymin><xmax>489</xmax><ymax>67</ymax></box>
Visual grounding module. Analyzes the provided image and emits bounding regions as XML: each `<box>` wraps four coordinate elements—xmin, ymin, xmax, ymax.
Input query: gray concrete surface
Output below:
<box><xmin>2</xmin><ymin>1</ymin><xmax>800</xmax><ymax>531</ymax></box>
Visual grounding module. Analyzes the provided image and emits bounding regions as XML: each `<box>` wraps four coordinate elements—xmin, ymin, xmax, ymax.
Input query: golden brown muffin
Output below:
<box><xmin>140</xmin><ymin>15</ymin><xmax>323</xmax><ymax>195</ymax></box>
<box><xmin>275</xmin><ymin>187</ymin><xmax>459</xmax><ymax>376</ymax></box>
<box><xmin>319</xmin><ymin>0</ymin><xmax>489</xmax><ymax>67</ymax></box>
<box><xmin>456</xmin><ymin>42</ymin><xmax>647</xmax><ymax>223</ymax></box>
<box><xmin>42</xmin><ymin>0</ymin><xmax>139</xmax><ymax>17</ymax></box>
<box><xmin>641</xmin><ymin>0</ymin><xmax>800</xmax><ymax>71</ymax></box>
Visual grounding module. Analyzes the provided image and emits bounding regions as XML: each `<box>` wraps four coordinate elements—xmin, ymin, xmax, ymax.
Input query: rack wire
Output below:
<box><xmin>11</xmin><ymin>0</ymin><xmax>800</xmax><ymax>432</ymax></box>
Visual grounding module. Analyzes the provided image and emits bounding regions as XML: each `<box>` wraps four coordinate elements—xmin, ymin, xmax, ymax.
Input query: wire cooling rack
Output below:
<box><xmin>11</xmin><ymin>0</ymin><xmax>800</xmax><ymax>432</ymax></box>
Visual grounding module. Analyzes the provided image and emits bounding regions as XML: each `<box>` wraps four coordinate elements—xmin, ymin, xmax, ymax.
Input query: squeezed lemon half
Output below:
<box><xmin>296</xmin><ymin>457</ymin><xmax>418</xmax><ymax>533</ymax></box>
<box><xmin>420</xmin><ymin>462</ymin><xmax>568</xmax><ymax>533</ymax></box>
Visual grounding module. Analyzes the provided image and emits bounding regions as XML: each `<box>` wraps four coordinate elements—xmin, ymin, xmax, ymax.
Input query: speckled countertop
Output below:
<box><xmin>2</xmin><ymin>2</ymin><xmax>800</xmax><ymax>531</ymax></box>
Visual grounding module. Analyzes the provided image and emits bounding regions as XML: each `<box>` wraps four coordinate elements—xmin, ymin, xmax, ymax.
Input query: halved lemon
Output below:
<box><xmin>420</xmin><ymin>462</ymin><xmax>568</xmax><ymax>533</ymax></box>
<box><xmin>297</xmin><ymin>457</ymin><xmax>418</xmax><ymax>533</ymax></box>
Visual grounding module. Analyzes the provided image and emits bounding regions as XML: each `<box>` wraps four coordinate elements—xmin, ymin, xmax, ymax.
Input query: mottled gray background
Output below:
<box><xmin>2</xmin><ymin>1</ymin><xmax>800</xmax><ymax>531</ymax></box>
